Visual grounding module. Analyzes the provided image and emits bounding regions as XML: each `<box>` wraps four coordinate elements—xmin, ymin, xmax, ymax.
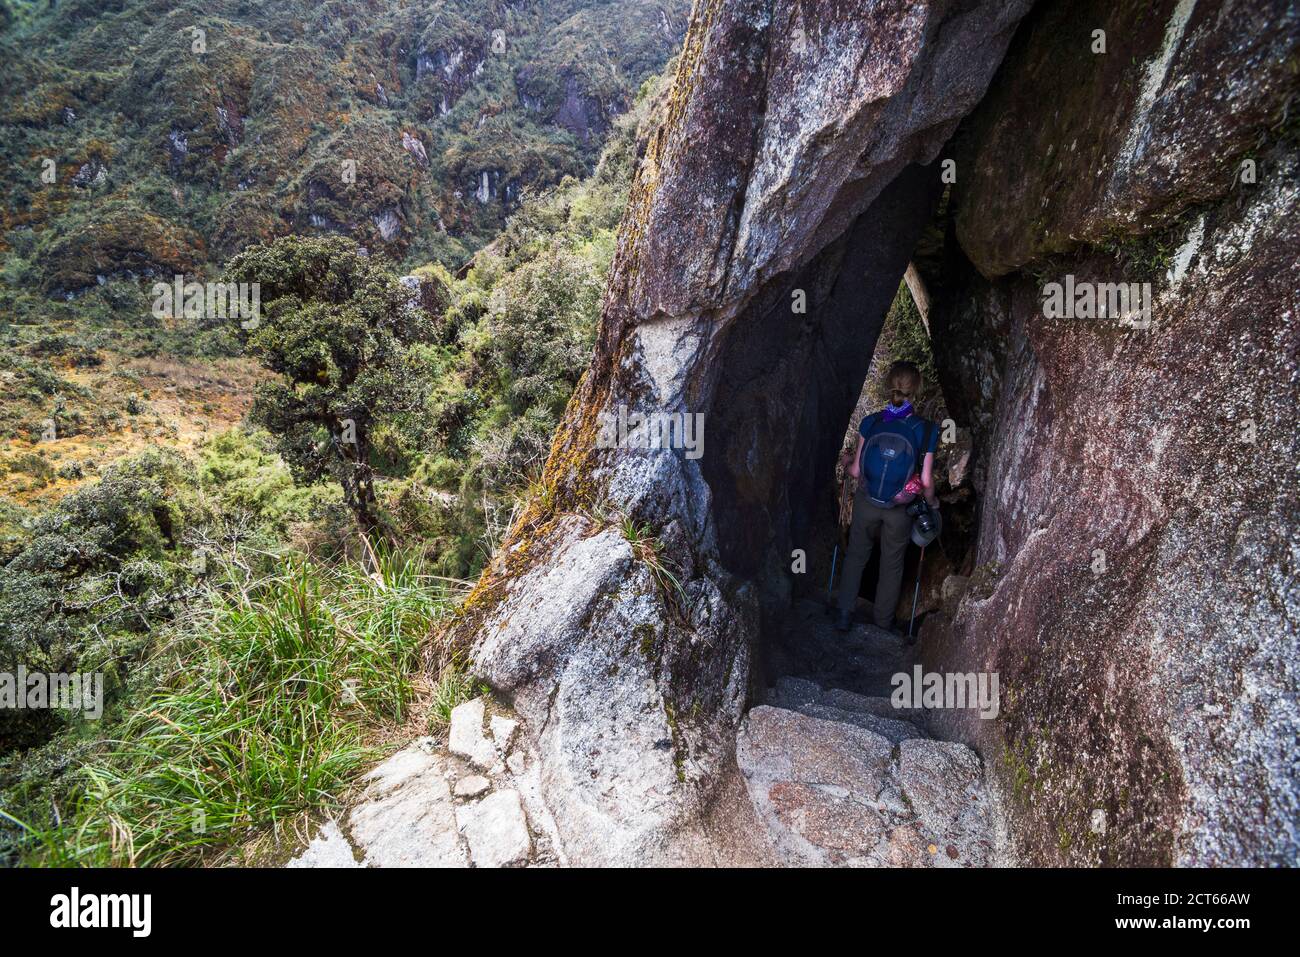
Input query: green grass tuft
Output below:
<box><xmin>4</xmin><ymin>550</ymin><xmax>460</xmax><ymax>867</ymax></box>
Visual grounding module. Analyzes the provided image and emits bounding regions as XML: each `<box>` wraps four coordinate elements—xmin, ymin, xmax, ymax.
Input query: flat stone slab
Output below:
<box><xmin>771</xmin><ymin>676</ymin><xmax>823</xmax><ymax>708</ymax></box>
<box><xmin>490</xmin><ymin>715</ymin><xmax>519</xmax><ymax>753</ymax></box>
<box><xmin>739</xmin><ymin>706</ymin><xmax>893</xmax><ymax>793</ymax></box>
<box><xmin>457</xmin><ymin>790</ymin><xmax>532</xmax><ymax>868</ymax></box>
<box><xmin>449</xmin><ymin>697</ymin><xmax>497</xmax><ymax>769</ymax></box>
<box><xmin>820</xmin><ymin>688</ymin><xmax>909</xmax><ymax>718</ymax></box>
<box><xmin>283</xmin><ymin>728</ymin><xmax>547</xmax><ymax>869</ymax></box>
<box><xmin>454</xmin><ymin>774</ymin><xmax>491</xmax><ymax>798</ymax></box>
<box><xmin>766</xmin><ymin>780</ymin><xmax>890</xmax><ymax>864</ymax></box>
<box><xmin>286</xmin><ymin>821</ymin><xmax>361</xmax><ymax>868</ymax></box>
<box><xmin>348</xmin><ymin>743</ymin><xmax>468</xmax><ymax>867</ymax></box>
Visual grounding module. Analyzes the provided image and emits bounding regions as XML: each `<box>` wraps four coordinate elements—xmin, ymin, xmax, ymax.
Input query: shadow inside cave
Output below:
<box><xmin>694</xmin><ymin>160</ymin><xmax>979</xmax><ymax>703</ymax></box>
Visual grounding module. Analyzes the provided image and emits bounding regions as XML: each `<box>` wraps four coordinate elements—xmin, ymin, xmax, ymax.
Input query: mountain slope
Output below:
<box><xmin>1</xmin><ymin>0</ymin><xmax>689</xmax><ymax>284</ymax></box>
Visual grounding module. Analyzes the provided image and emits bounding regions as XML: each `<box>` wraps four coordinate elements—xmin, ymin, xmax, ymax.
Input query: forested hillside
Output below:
<box><xmin>0</xmin><ymin>0</ymin><xmax>686</xmax><ymax>512</ymax></box>
<box><xmin>2</xmin><ymin>0</ymin><xmax>687</xmax><ymax>269</ymax></box>
<box><xmin>0</xmin><ymin>0</ymin><xmax>682</xmax><ymax>865</ymax></box>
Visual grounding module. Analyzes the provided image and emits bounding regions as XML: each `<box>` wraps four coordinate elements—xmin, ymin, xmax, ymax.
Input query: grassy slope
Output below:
<box><xmin>5</xmin><ymin>550</ymin><xmax>468</xmax><ymax>866</ymax></box>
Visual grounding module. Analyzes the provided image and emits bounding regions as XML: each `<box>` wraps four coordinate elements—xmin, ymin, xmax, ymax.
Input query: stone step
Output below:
<box><xmin>764</xmin><ymin>676</ymin><xmax>927</xmax><ymax>727</ymax></box>
<box><xmin>821</xmin><ymin>686</ymin><xmax>909</xmax><ymax>717</ymax></box>
<box><xmin>735</xmin><ymin>704</ymin><xmax>995</xmax><ymax>867</ymax></box>
<box><xmin>796</xmin><ymin>701</ymin><xmax>926</xmax><ymax>745</ymax></box>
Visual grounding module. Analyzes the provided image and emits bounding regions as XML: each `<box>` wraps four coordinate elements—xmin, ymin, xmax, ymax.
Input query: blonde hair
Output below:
<box><xmin>886</xmin><ymin>360</ymin><xmax>922</xmax><ymax>396</ymax></box>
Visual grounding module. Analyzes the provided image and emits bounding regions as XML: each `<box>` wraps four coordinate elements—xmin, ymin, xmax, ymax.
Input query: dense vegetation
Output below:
<box><xmin>0</xmin><ymin>0</ymin><xmax>687</xmax><ymax>516</ymax></box>
<box><xmin>0</xmin><ymin>49</ymin><xmax>670</xmax><ymax>864</ymax></box>
<box><xmin>228</xmin><ymin>236</ymin><xmax>436</xmax><ymax>536</ymax></box>
<box><xmin>0</xmin><ymin>0</ymin><xmax>687</xmax><ymax>276</ymax></box>
<box><xmin>10</xmin><ymin>552</ymin><xmax>462</xmax><ymax>866</ymax></box>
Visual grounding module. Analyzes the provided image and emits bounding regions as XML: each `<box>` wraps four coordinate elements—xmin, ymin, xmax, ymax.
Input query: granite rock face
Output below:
<box><xmin>450</xmin><ymin>0</ymin><xmax>1032</xmax><ymax>867</ymax></box>
<box><xmin>451</xmin><ymin>0</ymin><xmax>1295</xmax><ymax>866</ymax></box>
<box><xmin>925</xmin><ymin>0</ymin><xmax>1299</xmax><ymax>865</ymax></box>
<box><xmin>954</xmin><ymin>0</ymin><xmax>1300</xmax><ymax>279</ymax></box>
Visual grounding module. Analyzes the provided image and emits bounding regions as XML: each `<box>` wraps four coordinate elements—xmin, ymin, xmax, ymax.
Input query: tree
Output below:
<box><xmin>226</xmin><ymin>236</ymin><xmax>432</xmax><ymax>537</ymax></box>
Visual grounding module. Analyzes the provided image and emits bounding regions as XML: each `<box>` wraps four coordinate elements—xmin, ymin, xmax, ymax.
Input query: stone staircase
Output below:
<box><xmin>734</xmin><ymin>600</ymin><xmax>1001</xmax><ymax>866</ymax></box>
<box><xmin>289</xmin><ymin>599</ymin><xmax>1001</xmax><ymax>868</ymax></box>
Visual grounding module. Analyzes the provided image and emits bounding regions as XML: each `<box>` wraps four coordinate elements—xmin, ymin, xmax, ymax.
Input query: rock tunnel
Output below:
<box><xmin>702</xmin><ymin>164</ymin><xmax>936</xmax><ymax>601</ymax></box>
<box><xmin>698</xmin><ymin>161</ymin><xmax>965</xmax><ymax>685</ymax></box>
<box><xmin>453</xmin><ymin>0</ymin><xmax>1299</xmax><ymax>866</ymax></box>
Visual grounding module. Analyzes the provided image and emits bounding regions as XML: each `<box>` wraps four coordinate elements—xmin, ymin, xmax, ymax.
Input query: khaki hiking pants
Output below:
<box><xmin>836</xmin><ymin>492</ymin><xmax>912</xmax><ymax>628</ymax></box>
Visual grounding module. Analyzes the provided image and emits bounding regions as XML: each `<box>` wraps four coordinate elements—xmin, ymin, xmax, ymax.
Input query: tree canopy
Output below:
<box><xmin>227</xmin><ymin>236</ymin><xmax>435</xmax><ymax>535</ymax></box>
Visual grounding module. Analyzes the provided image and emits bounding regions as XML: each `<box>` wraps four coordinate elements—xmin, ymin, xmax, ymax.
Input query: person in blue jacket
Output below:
<box><xmin>836</xmin><ymin>361</ymin><xmax>939</xmax><ymax>633</ymax></box>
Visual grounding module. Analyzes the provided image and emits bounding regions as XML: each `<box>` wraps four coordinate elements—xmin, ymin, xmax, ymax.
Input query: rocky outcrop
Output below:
<box><xmin>465</xmin><ymin>517</ymin><xmax>753</xmax><ymax>865</ymax></box>
<box><xmin>287</xmin><ymin>698</ymin><xmax>562</xmax><ymax>868</ymax></box>
<box><xmin>923</xmin><ymin>0</ymin><xmax>1299</xmax><ymax>865</ymax></box>
<box><xmin>449</xmin><ymin>0</ymin><xmax>1034</xmax><ymax>866</ymax></box>
<box><xmin>41</xmin><ymin>202</ymin><xmax>204</xmax><ymax>297</ymax></box>
<box><xmin>450</xmin><ymin>0</ymin><xmax>1294</xmax><ymax>868</ymax></box>
<box><xmin>551</xmin><ymin>73</ymin><xmax>610</xmax><ymax>146</ymax></box>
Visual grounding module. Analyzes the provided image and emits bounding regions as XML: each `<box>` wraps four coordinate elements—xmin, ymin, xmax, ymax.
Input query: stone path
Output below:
<box><xmin>735</xmin><ymin>600</ymin><xmax>999</xmax><ymax>866</ymax></box>
<box><xmin>290</xmin><ymin>599</ymin><xmax>1000</xmax><ymax>868</ymax></box>
<box><xmin>765</xmin><ymin>597</ymin><xmax>920</xmax><ymax>697</ymax></box>
<box><xmin>288</xmin><ymin>696</ymin><xmax>560</xmax><ymax>868</ymax></box>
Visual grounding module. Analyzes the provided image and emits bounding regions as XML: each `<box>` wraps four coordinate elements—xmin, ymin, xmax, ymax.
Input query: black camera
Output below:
<box><xmin>906</xmin><ymin>497</ymin><xmax>936</xmax><ymax>535</ymax></box>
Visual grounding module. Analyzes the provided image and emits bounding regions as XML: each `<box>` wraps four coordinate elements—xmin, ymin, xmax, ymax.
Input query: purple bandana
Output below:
<box><xmin>881</xmin><ymin>400</ymin><xmax>913</xmax><ymax>422</ymax></box>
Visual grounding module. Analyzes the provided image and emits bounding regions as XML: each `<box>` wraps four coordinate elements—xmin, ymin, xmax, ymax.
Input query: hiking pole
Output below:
<box><xmin>907</xmin><ymin>544</ymin><xmax>926</xmax><ymax>641</ymax></box>
<box><xmin>828</xmin><ymin>471</ymin><xmax>851</xmax><ymax>609</ymax></box>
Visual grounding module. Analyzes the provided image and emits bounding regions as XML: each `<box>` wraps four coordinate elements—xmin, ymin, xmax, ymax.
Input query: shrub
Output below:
<box><xmin>0</xmin><ymin>450</ymin><xmax>196</xmax><ymax>752</ymax></box>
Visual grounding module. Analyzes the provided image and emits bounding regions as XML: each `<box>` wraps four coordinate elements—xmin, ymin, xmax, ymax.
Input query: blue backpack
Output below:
<box><xmin>859</xmin><ymin>413</ymin><xmax>929</xmax><ymax>506</ymax></box>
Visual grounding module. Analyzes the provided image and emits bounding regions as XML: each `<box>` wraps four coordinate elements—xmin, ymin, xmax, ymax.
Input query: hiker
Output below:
<box><xmin>835</xmin><ymin>361</ymin><xmax>939</xmax><ymax>634</ymax></box>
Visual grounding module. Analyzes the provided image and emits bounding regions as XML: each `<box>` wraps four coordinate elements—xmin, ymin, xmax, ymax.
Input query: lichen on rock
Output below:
<box><xmin>925</xmin><ymin>0</ymin><xmax>1299</xmax><ymax>866</ymax></box>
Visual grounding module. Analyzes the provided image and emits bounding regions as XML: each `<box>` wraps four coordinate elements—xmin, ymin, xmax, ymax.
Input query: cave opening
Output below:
<box><xmin>699</xmin><ymin>162</ymin><xmax>979</xmax><ymax>702</ymax></box>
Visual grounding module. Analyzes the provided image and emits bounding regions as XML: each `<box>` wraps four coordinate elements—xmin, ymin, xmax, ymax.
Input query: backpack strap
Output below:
<box><xmin>857</xmin><ymin>412</ymin><xmax>881</xmax><ymax>476</ymax></box>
